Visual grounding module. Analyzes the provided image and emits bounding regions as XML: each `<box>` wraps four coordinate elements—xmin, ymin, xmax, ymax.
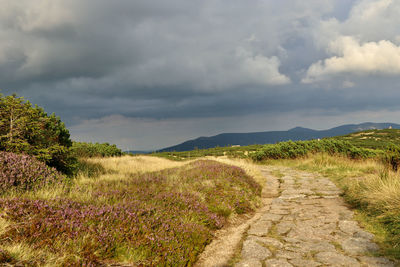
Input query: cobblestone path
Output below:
<box><xmin>235</xmin><ymin>166</ymin><xmax>397</xmax><ymax>267</ymax></box>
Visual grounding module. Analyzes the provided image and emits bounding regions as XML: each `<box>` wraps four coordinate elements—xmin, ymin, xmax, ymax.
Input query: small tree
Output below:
<box><xmin>0</xmin><ymin>94</ymin><xmax>74</xmax><ymax>173</ymax></box>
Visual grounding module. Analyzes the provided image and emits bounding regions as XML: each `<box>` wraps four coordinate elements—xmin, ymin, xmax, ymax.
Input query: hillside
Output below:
<box><xmin>159</xmin><ymin>122</ymin><xmax>400</xmax><ymax>152</ymax></box>
<box><xmin>334</xmin><ymin>128</ymin><xmax>400</xmax><ymax>150</ymax></box>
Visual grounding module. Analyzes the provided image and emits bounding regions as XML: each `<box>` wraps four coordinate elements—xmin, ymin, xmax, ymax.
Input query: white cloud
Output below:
<box><xmin>2</xmin><ymin>1</ymin><xmax>74</xmax><ymax>32</ymax></box>
<box><xmin>303</xmin><ymin>36</ymin><xmax>400</xmax><ymax>83</ymax></box>
<box><xmin>305</xmin><ymin>0</ymin><xmax>400</xmax><ymax>83</ymax></box>
<box><xmin>236</xmin><ymin>47</ymin><xmax>291</xmax><ymax>86</ymax></box>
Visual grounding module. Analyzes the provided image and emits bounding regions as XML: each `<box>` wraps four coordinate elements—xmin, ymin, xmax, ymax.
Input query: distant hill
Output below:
<box><xmin>334</xmin><ymin>128</ymin><xmax>400</xmax><ymax>150</ymax></box>
<box><xmin>125</xmin><ymin>150</ymin><xmax>153</xmax><ymax>155</ymax></box>
<box><xmin>159</xmin><ymin>122</ymin><xmax>400</xmax><ymax>152</ymax></box>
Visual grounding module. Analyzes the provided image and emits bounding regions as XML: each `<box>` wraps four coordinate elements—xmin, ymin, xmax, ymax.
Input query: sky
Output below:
<box><xmin>1</xmin><ymin>0</ymin><xmax>400</xmax><ymax>150</ymax></box>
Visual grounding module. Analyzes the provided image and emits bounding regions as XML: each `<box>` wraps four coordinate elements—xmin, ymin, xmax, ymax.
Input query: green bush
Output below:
<box><xmin>251</xmin><ymin>139</ymin><xmax>376</xmax><ymax>161</ymax></box>
<box><xmin>0</xmin><ymin>94</ymin><xmax>74</xmax><ymax>174</ymax></box>
<box><xmin>75</xmin><ymin>159</ymin><xmax>107</xmax><ymax>178</ymax></box>
<box><xmin>71</xmin><ymin>142</ymin><xmax>123</xmax><ymax>158</ymax></box>
<box><xmin>383</xmin><ymin>144</ymin><xmax>400</xmax><ymax>171</ymax></box>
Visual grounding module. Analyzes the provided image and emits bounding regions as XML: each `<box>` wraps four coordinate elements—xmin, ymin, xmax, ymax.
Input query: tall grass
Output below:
<box><xmin>86</xmin><ymin>155</ymin><xmax>188</xmax><ymax>175</ymax></box>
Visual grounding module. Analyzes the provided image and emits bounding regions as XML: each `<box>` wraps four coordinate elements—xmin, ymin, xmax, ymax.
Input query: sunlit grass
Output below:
<box><xmin>0</xmin><ymin>156</ymin><xmax>261</xmax><ymax>265</ymax></box>
<box><xmin>206</xmin><ymin>156</ymin><xmax>267</xmax><ymax>186</ymax></box>
<box><xmin>87</xmin><ymin>155</ymin><xmax>188</xmax><ymax>175</ymax></box>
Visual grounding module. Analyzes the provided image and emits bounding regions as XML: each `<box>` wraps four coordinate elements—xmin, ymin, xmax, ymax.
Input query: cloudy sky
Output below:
<box><xmin>1</xmin><ymin>0</ymin><xmax>400</xmax><ymax>150</ymax></box>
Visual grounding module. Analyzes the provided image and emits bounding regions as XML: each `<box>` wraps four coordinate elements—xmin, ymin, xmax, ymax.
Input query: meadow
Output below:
<box><xmin>332</xmin><ymin>128</ymin><xmax>400</xmax><ymax>150</ymax></box>
<box><xmin>2</xmin><ymin>128</ymin><xmax>400</xmax><ymax>265</ymax></box>
<box><xmin>153</xmin><ymin>133</ymin><xmax>400</xmax><ymax>261</ymax></box>
<box><xmin>0</xmin><ymin>155</ymin><xmax>262</xmax><ymax>266</ymax></box>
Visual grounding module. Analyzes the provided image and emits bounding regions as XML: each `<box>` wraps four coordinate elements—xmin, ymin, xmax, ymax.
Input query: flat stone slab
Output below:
<box><xmin>279</xmin><ymin>194</ymin><xmax>306</xmax><ymax>200</ymax></box>
<box><xmin>289</xmin><ymin>258</ymin><xmax>321</xmax><ymax>267</ymax></box>
<box><xmin>315</xmin><ymin>252</ymin><xmax>360</xmax><ymax>266</ymax></box>
<box><xmin>338</xmin><ymin>220</ymin><xmax>360</xmax><ymax>235</ymax></box>
<box><xmin>354</xmin><ymin>229</ymin><xmax>375</xmax><ymax>240</ymax></box>
<box><xmin>241</xmin><ymin>240</ymin><xmax>272</xmax><ymax>260</ymax></box>
<box><xmin>286</xmin><ymin>240</ymin><xmax>336</xmax><ymax>253</ymax></box>
<box><xmin>260</xmin><ymin>213</ymin><xmax>283</xmax><ymax>222</ymax></box>
<box><xmin>269</xmin><ymin>208</ymin><xmax>290</xmax><ymax>215</ymax></box>
<box><xmin>235</xmin><ymin>259</ymin><xmax>262</xmax><ymax>267</ymax></box>
<box><xmin>341</xmin><ymin>237</ymin><xmax>379</xmax><ymax>255</ymax></box>
<box><xmin>248</xmin><ymin>236</ymin><xmax>284</xmax><ymax>249</ymax></box>
<box><xmin>265</xmin><ymin>258</ymin><xmax>293</xmax><ymax>267</ymax></box>
<box><xmin>275</xmin><ymin>250</ymin><xmax>303</xmax><ymax>260</ymax></box>
<box><xmin>247</xmin><ymin>221</ymin><xmax>272</xmax><ymax>237</ymax></box>
<box><xmin>358</xmin><ymin>256</ymin><xmax>396</xmax><ymax>267</ymax></box>
<box><xmin>276</xmin><ymin>221</ymin><xmax>295</xmax><ymax>235</ymax></box>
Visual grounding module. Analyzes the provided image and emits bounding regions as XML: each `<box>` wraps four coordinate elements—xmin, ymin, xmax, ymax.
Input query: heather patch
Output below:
<box><xmin>0</xmin><ymin>152</ymin><xmax>64</xmax><ymax>193</ymax></box>
<box><xmin>0</xmin><ymin>160</ymin><xmax>261</xmax><ymax>265</ymax></box>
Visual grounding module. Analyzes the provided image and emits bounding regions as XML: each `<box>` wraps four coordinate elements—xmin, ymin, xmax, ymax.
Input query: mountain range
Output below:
<box><xmin>159</xmin><ymin>122</ymin><xmax>400</xmax><ymax>152</ymax></box>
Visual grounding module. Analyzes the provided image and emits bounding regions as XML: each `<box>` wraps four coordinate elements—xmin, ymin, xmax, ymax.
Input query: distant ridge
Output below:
<box><xmin>159</xmin><ymin>122</ymin><xmax>400</xmax><ymax>152</ymax></box>
<box><xmin>125</xmin><ymin>150</ymin><xmax>153</xmax><ymax>155</ymax></box>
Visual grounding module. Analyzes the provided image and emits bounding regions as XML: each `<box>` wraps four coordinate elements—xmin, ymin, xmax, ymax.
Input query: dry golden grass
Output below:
<box><xmin>76</xmin><ymin>156</ymin><xmax>266</xmax><ymax>193</ymax></box>
<box><xmin>0</xmin><ymin>243</ymin><xmax>59</xmax><ymax>266</ymax></box>
<box><xmin>70</xmin><ymin>156</ymin><xmax>193</xmax><ymax>200</ymax></box>
<box><xmin>346</xmin><ymin>168</ymin><xmax>400</xmax><ymax>213</ymax></box>
<box><xmin>206</xmin><ymin>156</ymin><xmax>266</xmax><ymax>187</ymax></box>
<box><xmin>86</xmin><ymin>155</ymin><xmax>187</xmax><ymax>175</ymax></box>
<box><xmin>268</xmin><ymin>153</ymin><xmax>380</xmax><ymax>179</ymax></box>
<box><xmin>0</xmin><ymin>216</ymin><xmax>10</xmax><ymax>236</ymax></box>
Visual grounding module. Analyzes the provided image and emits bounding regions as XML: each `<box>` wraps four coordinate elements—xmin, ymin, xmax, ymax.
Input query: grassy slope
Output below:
<box><xmin>152</xmin><ymin>144</ymin><xmax>263</xmax><ymax>161</ymax></box>
<box><xmin>0</xmin><ymin>156</ymin><xmax>262</xmax><ymax>266</ymax></box>
<box><xmin>3</xmin><ymin>129</ymin><xmax>400</xmax><ymax>264</ymax></box>
<box><xmin>153</xmin><ymin>132</ymin><xmax>400</xmax><ymax>261</ymax></box>
<box><xmin>333</xmin><ymin>129</ymin><xmax>400</xmax><ymax>150</ymax></box>
<box><xmin>152</xmin><ymin>129</ymin><xmax>400</xmax><ymax>161</ymax></box>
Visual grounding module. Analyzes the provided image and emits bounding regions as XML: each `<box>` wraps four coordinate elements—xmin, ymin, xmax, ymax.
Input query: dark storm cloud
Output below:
<box><xmin>1</xmin><ymin>0</ymin><xmax>400</xmax><ymax>149</ymax></box>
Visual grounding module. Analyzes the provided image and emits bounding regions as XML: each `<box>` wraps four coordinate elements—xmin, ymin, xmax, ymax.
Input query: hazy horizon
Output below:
<box><xmin>1</xmin><ymin>0</ymin><xmax>400</xmax><ymax>150</ymax></box>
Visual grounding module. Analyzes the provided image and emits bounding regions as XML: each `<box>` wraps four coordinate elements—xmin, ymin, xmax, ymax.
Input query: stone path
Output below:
<box><xmin>235</xmin><ymin>166</ymin><xmax>397</xmax><ymax>267</ymax></box>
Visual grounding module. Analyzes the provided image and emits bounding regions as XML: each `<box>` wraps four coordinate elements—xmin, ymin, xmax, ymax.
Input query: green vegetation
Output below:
<box><xmin>153</xmin><ymin>139</ymin><xmax>378</xmax><ymax>162</ymax></box>
<box><xmin>333</xmin><ymin>129</ymin><xmax>400</xmax><ymax>150</ymax></box>
<box><xmin>155</xmin><ymin>132</ymin><xmax>400</xmax><ymax>261</ymax></box>
<box><xmin>71</xmin><ymin>141</ymin><xmax>123</xmax><ymax>158</ymax></box>
<box><xmin>251</xmin><ymin>139</ymin><xmax>376</xmax><ymax>161</ymax></box>
<box><xmin>153</xmin><ymin>144</ymin><xmax>263</xmax><ymax>160</ymax></box>
<box><xmin>0</xmin><ymin>93</ymin><xmax>261</xmax><ymax>265</ymax></box>
<box><xmin>0</xmin><ymin>157</ymin><xmax>261</xmax><ymax>265</ymax></box>
<box><xmin>1</xmin><ymin>92</ymin><xmax>399</xmax><ymax>264</ymax></box>
<box><xmin>383</xmin><ymin>144</ymin><xmax>400</xmax><ymax>171</ymax></box>
<box><xmin>0</xmin><ymin>94</ymin><xmax>127</xmax><ymax>177</ymax></box>
<box><xmin>0</xmin><ymin>94</ymin><xmax>74</xmax><ymax>174</ymax></box>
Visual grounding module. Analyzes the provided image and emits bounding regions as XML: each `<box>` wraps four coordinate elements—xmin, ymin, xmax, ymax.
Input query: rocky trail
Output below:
<box><xmin>196</xmin><ymin>165</ymin><xmax>398</xmax><ymax>267</ymax></box>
